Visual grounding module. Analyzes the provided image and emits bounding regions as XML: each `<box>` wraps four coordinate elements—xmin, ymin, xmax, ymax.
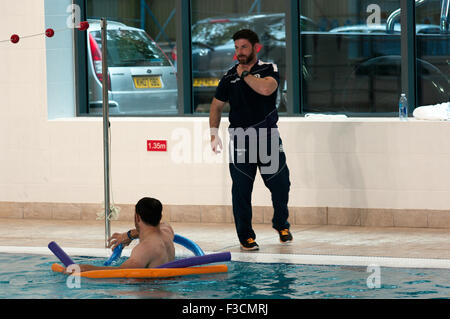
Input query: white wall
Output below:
<box><xmin>38</xmin><ymin>117</ymin><xmax>450</xmax><ymax>212</ymax></box>
<box><xmin>1</xmin><ymin>1</ymin><xmax>450</xmax><ymax>216</ymax></box>
<box><xmin>0</xmin><ymin>0</ymin><xmax>49</xmax><ymax>200</ymax></box>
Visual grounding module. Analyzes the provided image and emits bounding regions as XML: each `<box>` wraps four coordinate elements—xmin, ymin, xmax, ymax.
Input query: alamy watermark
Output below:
<box><xmin>66</xmin><ymin>4</ymin><xmax>81</xmax><ymax>29</ymax></box>
<box><xmin>366</xmin><ymin>264</ymin><xmax>381</xmax><ymax>289</ymax></box>
<box><xmin>170</xmin><ymin>123</ymin><xmax>282</xmax><ymax>174</ymax></box>
<box><xmin>66</xmin><ymin>264</ymin><xmax>81</xmax><ymax>289</ymax></box>
<box><xmin>367</xmin><ymin>4</ymin><xmax>381</xmax><ymax>26</ymax></box>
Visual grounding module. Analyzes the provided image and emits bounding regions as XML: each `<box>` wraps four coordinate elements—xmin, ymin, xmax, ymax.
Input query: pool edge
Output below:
<box><xmin>1</xmin><ymin>245</ymin><xmax>450</xmax><ymax>269</ymax></box>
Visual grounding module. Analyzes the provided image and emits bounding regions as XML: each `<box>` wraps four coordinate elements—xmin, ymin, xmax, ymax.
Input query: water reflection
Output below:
<box><xmin>1</xmin><ymin>254</ymin><xmax>450</xmax><ymax>299</ymax></box>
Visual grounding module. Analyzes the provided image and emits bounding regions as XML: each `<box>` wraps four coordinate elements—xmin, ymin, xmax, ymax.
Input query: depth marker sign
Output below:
<box><xmin>147</xmin><ymin>140</ymin><xmax>167</xmax><ymax>152</ymax></box>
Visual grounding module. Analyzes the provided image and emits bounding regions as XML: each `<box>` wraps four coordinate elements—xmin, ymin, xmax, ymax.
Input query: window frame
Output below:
<box><xmin>74</xmin><ymin>0</ymin><xmax>89</xmax><ymax>116</ymax></box>
<box><xmin>74</xmin><ymin>0</ymin><xmax>420</xmax><ymax>117</ymax></box>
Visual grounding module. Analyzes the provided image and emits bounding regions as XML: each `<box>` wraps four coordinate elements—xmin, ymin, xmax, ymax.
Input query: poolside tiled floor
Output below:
<box><xmin>1</xmin><ymin>218</ymin><xmax>449</xmax><ymax>267</ymax></box>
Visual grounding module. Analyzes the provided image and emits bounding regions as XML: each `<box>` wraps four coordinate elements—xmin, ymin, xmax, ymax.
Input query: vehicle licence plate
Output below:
<box><xmin>133</xmin><ymin>76</ymin><xmax>162</xmax><ymax>89</ymax></box>
<box><xmin>193</xmin><ymin>78</ymin><xmax>220</xmax><ymax>87</ymax></box>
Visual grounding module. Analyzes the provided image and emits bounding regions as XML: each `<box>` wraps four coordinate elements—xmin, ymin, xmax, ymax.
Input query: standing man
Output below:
<box><xmin>209</xmin><ymin>29</ymin><xmax>292</xmax><ymax>251</ymax></box>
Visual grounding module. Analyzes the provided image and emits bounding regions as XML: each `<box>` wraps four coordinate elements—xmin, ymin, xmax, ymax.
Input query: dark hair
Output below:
<box><xmin>135</xmin><ymin>197</ymin><xmax>162</xmax><ymax>226</ymax></box>
<box><xmin>232</xmin><ymin>29</ymin><xmax>259</xmax><ymax>46</ymax></box>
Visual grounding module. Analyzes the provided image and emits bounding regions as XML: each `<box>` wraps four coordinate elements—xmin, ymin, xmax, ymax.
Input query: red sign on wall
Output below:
<box><xmin>147</xmin><ymin>140</ymin><xmax>167</xmax><ymax>152</ymax></box>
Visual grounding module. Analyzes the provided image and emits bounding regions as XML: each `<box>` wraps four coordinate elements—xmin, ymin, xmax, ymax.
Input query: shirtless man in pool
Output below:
<box><xmin>67</xmin><ymin>197</ymin><xmax>175</xmax><ymax>272</ymax></box>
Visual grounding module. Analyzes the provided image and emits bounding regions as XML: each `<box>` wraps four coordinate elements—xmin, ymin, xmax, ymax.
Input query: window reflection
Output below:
<box><xmin>416</xmin><ymin>0</ymin><xmax>450</xmax><ymax>107</ymax></box>
<box><xmin>191</xmin><ymin>1</ymin><xmax>287</xmax><ymax>113</ymax></box>
<box><xmin>81</xmin><ymin>0</ymin><xmax>449</xmax><ymax>116</ymax></box>
<box><xmin>301</xmin><ymin>0</ymin><xmax>449</xmax><ymax>114</ymax></box>
<box><xmin>85</xmin><ymin>0</ymin><xmax>178</xmax><ymax>115</ymax></box>
<box><xmin>300</xmin><ymin>0</ymin><xmax>403</xmax><ymax>114</ymax></box>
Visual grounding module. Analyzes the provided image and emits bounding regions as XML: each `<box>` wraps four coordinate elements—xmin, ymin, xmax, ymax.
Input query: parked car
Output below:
<box><xmin>329</xmin><ymin>23</ymin><xmax>441</xmax><ymax>34</ymax></box>
<box><xmin>172</xmin><ymin>13</ymin><xmax>318</xmax><ymax>112</ymax></box>
<box><xmin>86</xmin><ymin>19</ymin><xmax>178</xmax><ymax>115</ymax></box>
<box><xmin>298</xmin><ymin>0</ymin><xmax>450</xmax><ymax>114</ymax></box>
<box><xmin>301</xmin><ymin>19</ymin><xmax>450</xmax><ymax>113</ymax></box>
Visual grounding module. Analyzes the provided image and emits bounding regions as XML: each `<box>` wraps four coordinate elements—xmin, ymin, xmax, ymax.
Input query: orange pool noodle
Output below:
<box><xmin>51</xmin><ymin>263</ymin><xmax>228</xmax><ymax>278</ymax></box>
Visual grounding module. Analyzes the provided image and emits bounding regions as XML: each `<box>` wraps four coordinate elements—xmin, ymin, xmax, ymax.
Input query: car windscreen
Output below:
<box><xmin>265</xmin><ymin>17</ymin><xmax>317</xmax><ymax>42</ymax></box>
<box><xmin>191</xmin><ymin>21</ymin><xmax>250</xmax><ymax>47</ymax></box>
<box><xmin>91</xmin><ymin>29</ymin><xmax>170</xmax><ymax>67</ymax></box>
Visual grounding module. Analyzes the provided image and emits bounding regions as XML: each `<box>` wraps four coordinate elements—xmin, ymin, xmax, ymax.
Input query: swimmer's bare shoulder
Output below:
<box><xmin>122</xmin><ymin>223</ymin><xmax>175</xmax><ymax>269</ymax></box>
<box><xmin>159</xmin><ymin>222</ymin><xmax>175</xmax><ymax>263</ymax></box>
<box><xmin>160</xmin><ymin>222</ymin><xmax>175</xmax><ymax>240</ymax></box>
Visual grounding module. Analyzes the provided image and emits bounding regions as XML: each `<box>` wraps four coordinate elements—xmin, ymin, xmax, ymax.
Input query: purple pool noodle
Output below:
<box><xmin>156</xmin><ymin>252</ymin><xmax>231</xmax><ymax>268</ymax></box>
<box><xmin>48</xmin><ymin>241</ymin><xmax>75</xmax><ymax>267</ymax></box>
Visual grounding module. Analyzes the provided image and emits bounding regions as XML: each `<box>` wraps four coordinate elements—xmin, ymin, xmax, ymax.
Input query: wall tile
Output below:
<box><xmin>294</xmin><ymin>207</ymin><xmax>327</xmax><ymax>225</ymax></box>
<box><xmin>393</xmin><ymin>210</ymin><xmax>428</xmax><ymax>228</ymax></box>
<box><xmin>0</xmin><ymin>202</ymin><xmax>24</xmax><ymax>218</ymax></box>
<box><xmin>23</xmin><ymin>202</ymin><xmax>52</xmax><ymax>219</ymax></box>
<box><xmin>328</xmin><ymin>207</ymin><xmax>361</xmax><ymax>226</ymax></box>
<box><xmin>360</xmin><ymin>209</ymin><xmax>394</xmax><ymax>227</ymax></box>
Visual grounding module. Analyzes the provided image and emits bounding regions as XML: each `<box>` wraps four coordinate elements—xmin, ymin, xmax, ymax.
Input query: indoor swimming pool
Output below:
<box><xmin>1</xmin><ymin>253</ymin><xmax>449</xmax><ymax>299</ymax></box>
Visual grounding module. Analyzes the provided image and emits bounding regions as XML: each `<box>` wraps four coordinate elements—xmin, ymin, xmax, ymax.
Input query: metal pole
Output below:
<box><xmin>101</xmin><ymin>18</ymin><xmax>111</xmax><ymax>248</ymax></box>
<box><xmin>285</xmin><ymin>0</ymin><xmax>301</xmax><ymax>114</ymax></box>
<box><xmin>175</xmin><ymin>0</ymin><xmax>193</xmax><ymax>114</ymax></box>
<box><xmin>441</xmin><ymin>0</ymin><xmax>450</xmax><ymax>32</ymax></box>
<box><xmin>400</xmin><ymin>0</ymin><xmax>416</xmax><ymax>112</ymax></box>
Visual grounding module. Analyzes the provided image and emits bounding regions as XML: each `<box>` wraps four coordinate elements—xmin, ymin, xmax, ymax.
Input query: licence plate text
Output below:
<box><xmin>193</xmin><ymin>78</ymin><xmax>220</xmax><ymax>87</ymax></box>
<box><xmin>133</xmin><ymin>76</ymin><xmax>162</xmax><ymax>89</ymax></box>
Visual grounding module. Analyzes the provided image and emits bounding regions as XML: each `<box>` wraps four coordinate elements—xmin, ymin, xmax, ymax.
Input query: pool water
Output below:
<box><xmin>1</xmin><ymin>253</ymin><xmax>449</xmax><ymax>299</ymax></box>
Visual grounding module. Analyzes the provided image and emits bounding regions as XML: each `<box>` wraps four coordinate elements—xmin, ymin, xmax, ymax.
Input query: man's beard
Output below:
<box><xmin>238</xmin><ymin>49</ymin><xmax>255</xmax><ymax>65</ymax></box>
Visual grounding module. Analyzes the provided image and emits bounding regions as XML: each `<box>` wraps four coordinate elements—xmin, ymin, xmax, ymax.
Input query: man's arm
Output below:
<box><xmin>209</xmin><ymin>97</ymin><xmax>226</xmax><ymax>130</ymax></box>
<box><xmin>108</xmin><ymin>229</ymin><xmax>138</xmax><ymax>250</ymax></box>
<box><xmin>69</xmin><ymin>243</ymin><xmax>150</xmax><ymax>273</ymax></box>
<box><xmin>243</xmin><ymin>75</ymin><xmax>278</xmax><ymax>96</ymax></box>
<box><xmin>209</xmin><ymin>98</ymin><xmax>226</xmax><ymax>153</ymax></box>
<box><xmin>237</xmin><ymin>64</ymin><xmax>278</xmax><ymax>96</ymax></box>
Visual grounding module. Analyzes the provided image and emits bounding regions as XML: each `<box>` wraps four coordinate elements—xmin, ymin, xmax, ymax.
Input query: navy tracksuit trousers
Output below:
<box><xmin>229</xmin><ymin>128</ymin><xmax>291</xmax><ymax>244</ymax></box>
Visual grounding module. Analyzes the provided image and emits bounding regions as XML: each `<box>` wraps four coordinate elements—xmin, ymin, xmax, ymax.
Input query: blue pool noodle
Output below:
<box><xmin>173</xmin><ymin>234</ymin><xmax>205</xmax><ymax>256</ymax></box>
<box><xmin>48</xmin><ymin>241</ymin><xmax>75</xmax><ymax>267</ymax></box>
<box><xmin>103</xmin><ymin>233</ymin><xmax>205</xmax><ymax>266</ymax></box>
<box><xmin>104</xmin><ymin>243</ymin><xmax>123</xmax><ymax>266</ymax></box>
<box><xmin>156</xmin><ymin>252</ymin><xmax>231</xmax><ymax>269</ymax></box>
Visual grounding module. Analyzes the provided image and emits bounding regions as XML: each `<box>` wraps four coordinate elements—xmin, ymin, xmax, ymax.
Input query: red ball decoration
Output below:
<box><xmin>45</xmin><ymin>28</ymin><xmax>55</xmax><ymax>38</ymax></box>
<box><xmin>10</xmin><ymin>34</ymin><xmax>20</xmax><ymax>44</ymax></box>
<box><xmin>78</xmin><ymin>21</ymin><xmax>89</xmax><ymax>31</ymax></box>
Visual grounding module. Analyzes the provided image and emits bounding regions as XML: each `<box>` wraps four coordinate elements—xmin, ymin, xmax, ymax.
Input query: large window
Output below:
<box><xmin>415</xmin><ymin>0</ymin><xmax>450</xmax><ymax>107</ymax></box>
<box><xmin>190</xmin><ymin>0</ymin><xmax>287</xmax><ymax>114</ymax></box>
<box><xmin>76</xmin><ymin>0</ymin><xmax>449</xmax><ymax>116</ymax></box>
<box><xmin>82</xmin><ymin>0</ymin><xmax>178</xmax><ymax>115</ymax></box>
<box><xmin>300</xmin><ymin>0</ymin><xmax>402</xmax><ymax>114</ymax></box>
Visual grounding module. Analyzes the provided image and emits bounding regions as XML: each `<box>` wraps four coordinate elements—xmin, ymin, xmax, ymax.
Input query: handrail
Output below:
<box><xmin>386</xmin><ymin>0</ymin><xmax>427</xmax><ymax>33</ymax></box>
<box><xmin>441</xmin><ymin>0</ymin><xmax>450</xmax><ymax>32</ymax></box>
<box><xmin>101</xmin><ymin>18</ymin><xmax>111</xmax><ymax>248</ymax></box>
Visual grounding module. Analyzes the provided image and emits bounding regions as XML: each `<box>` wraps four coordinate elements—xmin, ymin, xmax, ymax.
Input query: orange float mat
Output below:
<box><xmin>51</xmin><ymin>263</ymin><xmax>228</xmax><ymax>279</ymax></box>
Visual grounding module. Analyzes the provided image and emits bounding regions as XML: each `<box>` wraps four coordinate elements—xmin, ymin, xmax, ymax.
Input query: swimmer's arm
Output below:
<box><xmin>108</xmin><ymin>229</ymin><xmax>138</xmax><ymax>250</ymax></box>
<box><xmin>116</xmin><ymin>243</ymin><xmax>150</xmax><ymax>269</ymax></box>
<box><xmin>70</xmin><ymin>264</ymin><xmax>114</xmax><ymax>272</ymax></box>
<box><xmin>68</xmin><ymin>243</ymin><xmax>150</xmax><ymax>273</ymax></box>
